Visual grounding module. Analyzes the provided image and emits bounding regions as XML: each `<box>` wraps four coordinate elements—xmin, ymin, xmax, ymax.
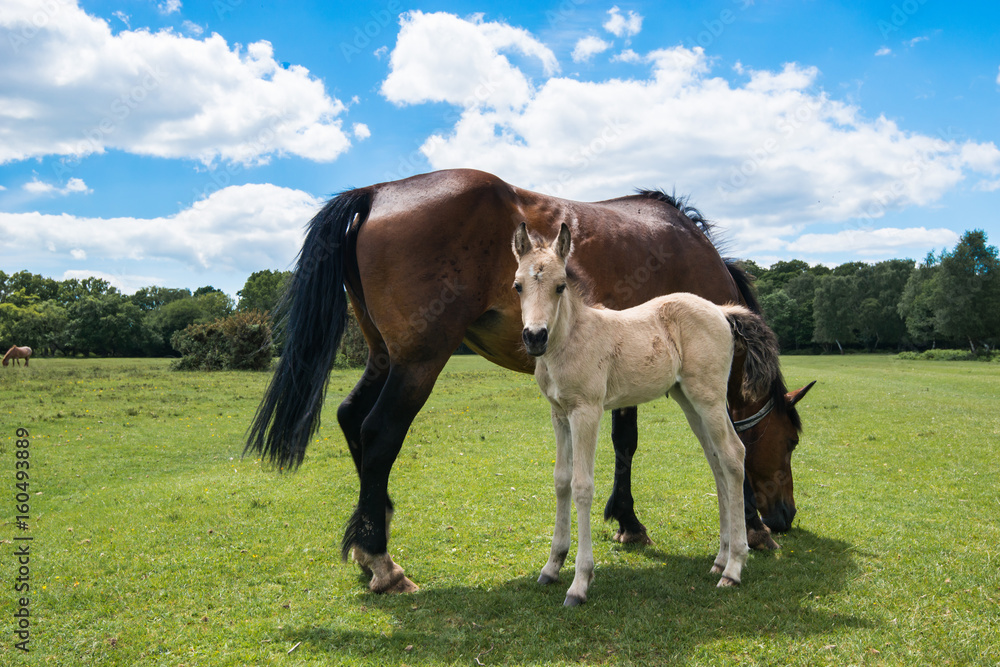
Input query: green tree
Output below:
<box><xmin>812</xmin><ymin>274</ymin><xmax>857</xmax><ymax>352</ymax></box>
<box><xmin>237</xmin><ymin>270</ymin><xmax>291</xmax><ymax>314</ymax></box>
<box><xmin>931</xmin><ymin>230</ymin><xmax>1000</xmax><ymax>351</ymax></box>
<box><xmin>898</xmin><ymin>255</ymin><xmax>940</xmax><ymax>347</ymax></box>
<box><xmin>130</xmin><ymin>286</ymin><xmax>192</xmax><ymax>312</ymax></box>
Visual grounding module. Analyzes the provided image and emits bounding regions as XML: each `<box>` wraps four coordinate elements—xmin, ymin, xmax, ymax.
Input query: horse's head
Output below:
<box><xmin>511</xmin><ymin>222</ymin><xmax>573</xmax><ymax>357</ymax></box>
<box><xmin>740</xmin><ymin>381</ymin><xmax>815</xmax><ymax>533</ymax></box>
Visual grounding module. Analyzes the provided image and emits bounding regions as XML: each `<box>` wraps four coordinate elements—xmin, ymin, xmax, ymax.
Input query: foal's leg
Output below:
<box><xmin>670</xmin><ymin>389</ymin><xmax>748</xmax><ymax>586</ymax></box>
<box><xmin>344</xmin><ymin>358</ymin><xmax>448</xmax><ymax>594</ymax></box>
<box><xmin>564</xmin><ymin>405</ymin><xmax>603</xmax><ymax>606</ymax></box>
<box><xmin>605</xmin><ymin>407</ymin><xmax>653</xmax><ymax>544</ymax></box>
<box><xmin>539</xmin><ymin>408</ymin><xmax>573</xmax><ymax>585</ymax></box>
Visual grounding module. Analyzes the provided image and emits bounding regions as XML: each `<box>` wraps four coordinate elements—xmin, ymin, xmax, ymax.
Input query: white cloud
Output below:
<box><xmin>786</xmin><ymin>227</ymin><xmax>959</xmax><ymax>256</ymax></box>
<box><xmin>181</xmin><ymin>20</ymin><xmax>203</xmax><ymax>36</ymax></box>
<box><xmin>112</xmin><ymin>10</ymin><xmax>130</xmax><ymax>28</ymax></box>
<box><xmin>352</xmin><ymin>123</ymin><xmax>371</xmax><ymax>140</ymax></box>
<box><xmin>613</xmin><ymin>49</ymin><xmax>643</xmax><ymax>64</ymax></box>
<box><xmin>572</xmin><ymin>36</ymin><xmax>612</xmax><ymax>63</ymax></box>
<box><xmin>23</xmin><ymin>177</ymin><xmax>91</xmax><ymax>196</ymax></box>
<box><xmin>158</xmin><ymin>0</ymin><xmax>181</xmax><ymax>15</ymax></box>
<box><xmin>906</xmin><ymin>36</ymin><xmax>929</xmax><ymax>47</ymax></box>
<box><xmin>603</xmin><ymin>6</ymin><xmax>642</xmax><ymax>38</ymax></box>
<box><xmin>381</xmin><ymin>11</ymin><xmax>559</xmax><ymax>111</ymax></box>
<box><xmin>996</xmin><ymin>65</ymin><xmax>1000</xmax><ymax>85</ymax></box>
<box><xmin>0</xmin><ymin>0</ymin><xmax>356</xmax><ymax>165</ymax></box>
<box><xmin>378</xmin><ymin>14</ymin><xmax>1000</xmax><ymax>256</ymax></box>
<box><xmin>875</xmin><ymin>46</ymin><xmax>892</xmax><ymax>56</ymax></box>
<box><xmin>0</xmin><ymin>183</ymin><xmax>322</xmax><ymax>273</ymax></box>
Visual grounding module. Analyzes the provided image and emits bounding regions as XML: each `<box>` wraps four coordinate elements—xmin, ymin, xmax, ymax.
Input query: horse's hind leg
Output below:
<box><xmin>605</xmin><ymin>407</ymin><xmax>653</xmax><ymax>545</ymax></box>
<box><xmin>338</xmin><ymin>355</ymin><xmax>390</xmax><ymax>578</ymax></box>
<box><xmin>343</xmin><ymin>357</ymin><xmax>450</xmax><ymax>594</ymax></box>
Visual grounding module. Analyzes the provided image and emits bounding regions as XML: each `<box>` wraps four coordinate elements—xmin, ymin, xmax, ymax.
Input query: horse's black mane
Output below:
<box><xmin>635</xmin><ymin>188</ymin><xmax>713</xmax><ymax>238</ymax></box>
<box><xmin>633</xmin><ymin>188</ymin><xmax>804</xmax><ymax>433</ymax></box>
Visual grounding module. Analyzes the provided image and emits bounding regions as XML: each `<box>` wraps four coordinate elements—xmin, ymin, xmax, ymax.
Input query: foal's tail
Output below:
<box><xmin>245</xmin><ymin>188</ymin><xmax>373</xmax><ymax>470</ymax></box>
<box><xmin>720</xmin><ymin>305</ymin><xmax>781</xmax><ymax>402</ymax></box>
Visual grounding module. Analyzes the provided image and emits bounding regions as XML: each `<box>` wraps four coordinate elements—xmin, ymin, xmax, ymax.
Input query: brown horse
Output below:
<box><xmin>247</xmin><ymin>169</ymin><xmax>814</xmax><ymax>594</ymax></box>
<box><xmin>2</xmin><ymin>346</ymin><xmax>32</xmax><ymax>367</ymax></box>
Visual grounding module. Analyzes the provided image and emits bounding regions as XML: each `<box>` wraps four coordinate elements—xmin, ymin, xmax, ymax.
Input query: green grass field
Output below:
<box><xmin>1</xmin><ymin>355</ymin><xmax>998</xmax><ymax>665</ymax></box>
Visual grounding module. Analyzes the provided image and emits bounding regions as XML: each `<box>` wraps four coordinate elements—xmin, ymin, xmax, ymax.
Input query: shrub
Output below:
<box><xmin>171</xmin><ymin>310</ymin><xmax>273</xmax><ymax>371</ymax></box>
<box><xmin>896</xmin><ymin>348</ymin><xmax>998</xmax><ymax>362</ymax></box>
<box><xmin>336</xmin><ymin>303</ymin><xmax>369</xmax><ymax>368</ymax></box>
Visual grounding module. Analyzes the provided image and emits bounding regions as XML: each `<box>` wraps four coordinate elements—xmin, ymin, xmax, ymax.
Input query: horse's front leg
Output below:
<box><xmin>539</xmin><ymin>408</ymin><xmax>573</xmax><ymax>585</ymax></box>
<box><xmin>564</xmin><ymin>406</ymin><xmax>602</xmax><ymax>606</ymax></box>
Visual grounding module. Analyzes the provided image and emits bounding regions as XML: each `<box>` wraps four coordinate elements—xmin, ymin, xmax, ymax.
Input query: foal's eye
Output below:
<box><xmin>556</xmin><ymin>283</ymin><xmax>566</xmax><ymax>294</ymax></box>
<box><xmin>513</xmin><ymin>282</ymin><xmax>522</xmax><ymax>293</ymax></box>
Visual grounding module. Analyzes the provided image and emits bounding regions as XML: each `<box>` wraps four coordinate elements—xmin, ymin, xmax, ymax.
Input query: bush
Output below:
<box><xmin>171</xmin><ymin>310</ymin><xmax>273</xmax><ymax>371</ymax></box>
<box><xmin>336</xmin><ymin>303</ymin><xmax>369</xmax><ymax>368</ymax></box>
<box><xmin>896</xmin><ymin>349</ymin><xmax>998</xmax><ymax>362</ymax></box>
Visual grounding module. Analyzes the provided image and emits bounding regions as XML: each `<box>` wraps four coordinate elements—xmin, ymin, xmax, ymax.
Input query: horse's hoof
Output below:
<box><xmin>537</xmin><ymin>573</ymin><xmax>557</xmax><ymax>585</ymax></box>
<box><xmin>563</xmin><ymin>594</ymin><xmax>585</xmax><ymax>607</ymax></box>
<box><xmin>717</xmin><ymin>576</ymin><xmax>740</xmax><ymax>588</ymax></box>
<box><xmin>613</xmin><ymin>529</ymin><xmax>653</xmax><ymax>545</ymax></box>
<box><xmin>373</xmin><ymin>574</ymin><xmax>419</xmax><ymax>595</ymax></box>
<box><xmin>710</xmin><ymin>563</ymin><xmax>725</xmax><ymax>575</ymax></box>
<box><xmin>748</xmin><ymin>526</ymin><xmax>779</xmax><ymax>551</ymax></box>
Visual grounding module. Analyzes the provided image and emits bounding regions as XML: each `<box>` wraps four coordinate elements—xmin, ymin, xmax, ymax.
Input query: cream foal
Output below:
<box><xmin>513</xmin><ymin>222</ymin><xmax>779</xmax><ymax>606</ymax></box>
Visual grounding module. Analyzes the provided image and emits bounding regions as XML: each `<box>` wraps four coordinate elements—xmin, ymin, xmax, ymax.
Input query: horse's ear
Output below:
<box><xmin>785</xmin><ymin>380</ymin><xmax>816</xmax><ymax>407</ymax></box>
<box><xmin>555</xmin><ymin>223</ymin><xmax>572</xmax><ymax>260</ymax></box>
<box><xmin>513</xmin><ymin>222</ymin><xmax>533</xmax><ymax>258</ymax></box>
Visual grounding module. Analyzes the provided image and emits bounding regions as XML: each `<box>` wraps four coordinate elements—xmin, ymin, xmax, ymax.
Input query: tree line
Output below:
<box><xmin>1</xmin><ymin>230</ymin><xmax>997</xmax><ymax>359</ymax></box>
<box><xmin>746</xmin><ymin>229</ymin><xmax>1000</xmax><ymax>353</ymax></box>
<box><xmin>0</xmin><ymin>269</ymin><xmax>289</xmax><ymax>357</ymax></box>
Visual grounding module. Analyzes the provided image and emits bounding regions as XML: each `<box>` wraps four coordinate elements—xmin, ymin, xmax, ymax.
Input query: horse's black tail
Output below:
<box><xmin>720</xmin><ymin>305</ymin><xmax>781</xmax><ymax>403</ymax></box>
<box><xmin>245</xmin><ymin>188</ymin><xmax>373</xmax><ymax>470</ymax></box>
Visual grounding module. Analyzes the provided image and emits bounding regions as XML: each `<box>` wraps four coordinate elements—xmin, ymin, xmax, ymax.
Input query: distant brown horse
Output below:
<box><xmin>2</xmin><ymin>346</ymin><xmax>31</xmax><ymax>367</ymax></box>
<box><xmin>247</xmin><ymin>169</ymin><xmax>814</xmax><ymax>594</ymax></box>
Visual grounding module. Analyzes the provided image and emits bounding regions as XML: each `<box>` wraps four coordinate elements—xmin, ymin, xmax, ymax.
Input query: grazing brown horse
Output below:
<box><xmin>247</xmin><ymin>169</ymin><xmax>814</xmax><ymax>594</ymax></box>
<box><xmin>2</xmin><ymin>346</ymin><xmax>32</xmax><ymax>367</ymax></box>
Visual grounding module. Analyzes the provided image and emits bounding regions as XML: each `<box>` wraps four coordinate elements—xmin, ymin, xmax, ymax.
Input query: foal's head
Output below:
<box><xmin>512</xmin><ymin>222</ymin><xmax>573</xmax><ymax>357</ymax></box>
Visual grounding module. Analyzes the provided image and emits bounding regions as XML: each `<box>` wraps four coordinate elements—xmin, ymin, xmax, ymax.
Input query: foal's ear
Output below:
<box><xmin>513</xmin><ymin>222</ymin><xmax>533</xmax><ymax>258</ymax></box>
<box><xmin>554</xmin><ymin>223</ymin><xmax>572</xmax><ymax>260</ymax></box>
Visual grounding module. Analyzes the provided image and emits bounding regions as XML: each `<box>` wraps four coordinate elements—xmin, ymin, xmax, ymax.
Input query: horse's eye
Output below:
<box><xmin>556</xmin><ymin>283</ymin><xmax>566</xmax><ymax>294</ymax></box>
<box><xmin>513</xmin><ymin>282</ymin><xmax>522</xmax><ymax>293</ymax></box>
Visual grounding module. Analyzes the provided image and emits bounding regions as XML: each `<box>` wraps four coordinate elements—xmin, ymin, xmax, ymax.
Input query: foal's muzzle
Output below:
<box><xmin>522</xmin><ymin>327</ymin><xmax>548</xmax><ymax>357</ymax></box>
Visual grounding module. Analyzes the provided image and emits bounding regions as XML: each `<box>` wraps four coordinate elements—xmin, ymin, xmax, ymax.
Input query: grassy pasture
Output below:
<box><xmin>1</xmin><ymin>355</ymin><xmax>998</xmax><ymax>665</ymax></box>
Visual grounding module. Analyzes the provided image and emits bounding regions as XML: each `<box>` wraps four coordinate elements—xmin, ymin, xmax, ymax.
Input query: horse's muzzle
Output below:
<box><xmin>522</xmin><ymin>327</ymin><xmax>548</xmax><ymax>357</ymax></box>
<box><xmin>762</xmin><ymin>499</ymin><xmax>796</xmax><ymax>533</ymax></box>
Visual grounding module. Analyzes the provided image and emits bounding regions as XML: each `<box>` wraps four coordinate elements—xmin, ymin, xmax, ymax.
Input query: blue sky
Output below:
<box><xmin>1</xmin><ymin>0</ymin><xmax>998</xmax><ymax>296</ymax></box>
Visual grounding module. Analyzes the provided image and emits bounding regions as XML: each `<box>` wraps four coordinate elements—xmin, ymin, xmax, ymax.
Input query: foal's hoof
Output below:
<box><xmin>613</xmin><ymin>528</ymin><xmax>653</xmax><ymax>545</ymax></box>
<box><xmin>563</xmin><ymin>594</ymin><xmax>586</xmax><ymax>607</ymax></box>
<box><xmin>717</xmin><ymin>576</ymin><xmax>740</xmax><ymax>588</ymax></box>
<box><xmin>710</xmin><ymin>562</ymin><xmax>725</xmax><ymax>575</ymax></box>
<box><xmin>537</xmin><ymin>573</ymin><xmax>558</xmax><ymax>585</ymax></box>
<box><xmin>748</xmin><ymin>526</ymin><xmax>780</xmax><ymax>551</ymax></box>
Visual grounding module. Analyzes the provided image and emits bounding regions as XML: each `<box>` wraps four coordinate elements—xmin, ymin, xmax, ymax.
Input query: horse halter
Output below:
<box><xmin>730</xmin><ymin>397</ymin><xmax>775</xmax><ymax>433</ymax></box>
